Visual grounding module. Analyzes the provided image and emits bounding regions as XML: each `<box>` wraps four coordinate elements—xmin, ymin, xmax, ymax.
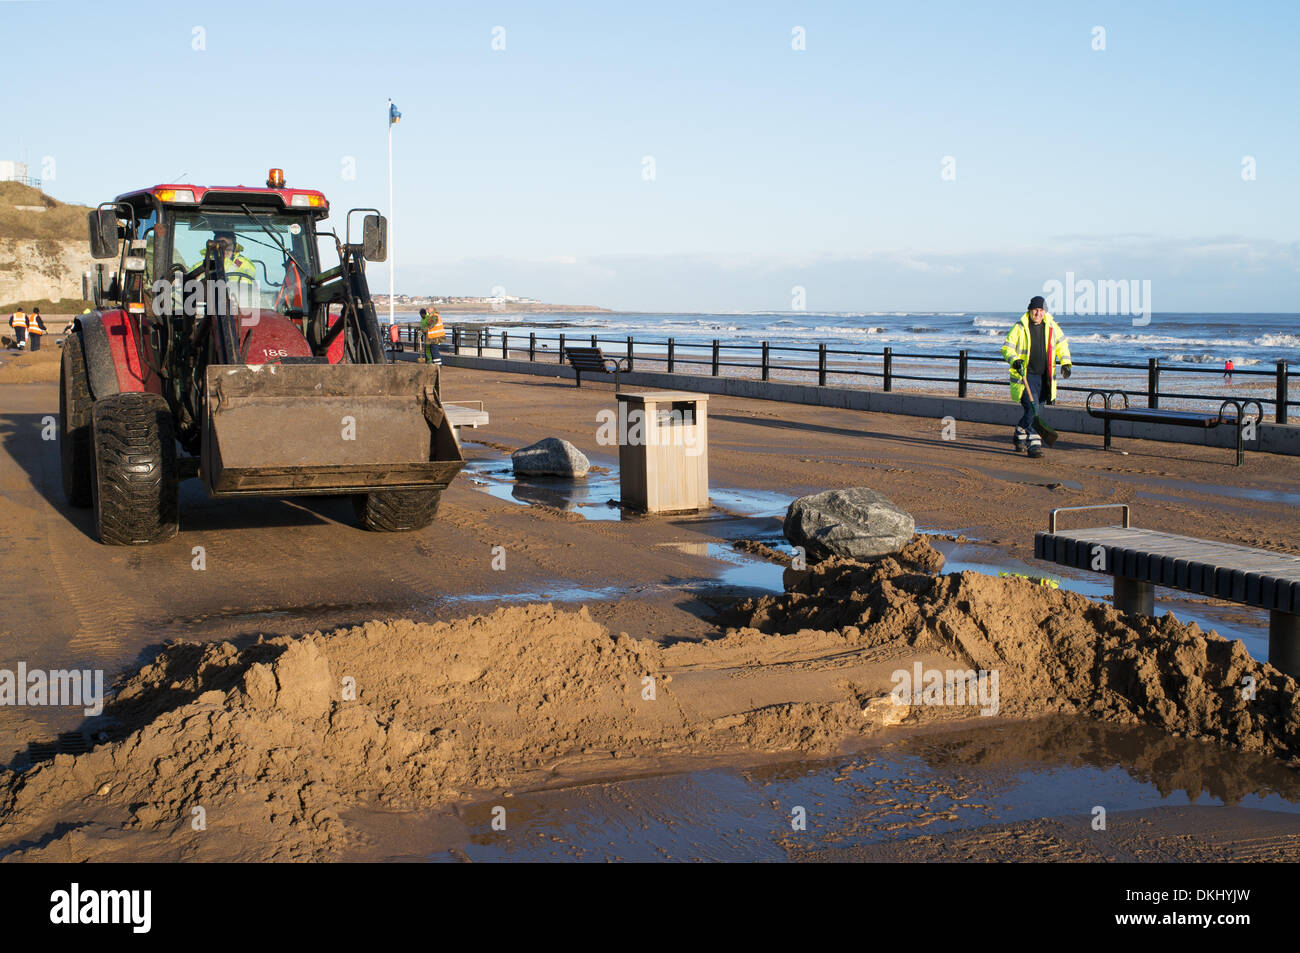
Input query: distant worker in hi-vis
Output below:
<box><xmin>1002</xmin><ymin>295</ymin><xmax>1072</xmax><ymax>458</ymax></box>
<box><xmin>8</xmin><ymin>306</ymin><xmax>27</xmax><ymax>348</ymax></box>
<box><xmin>27</xmin><ymin>307</ymin><xmax>46</xmax><ymax>351</ymax></box>
<box><xmin>419</xmin><ymin>307</ymin><xmax>445</xmax><ymax>365</ymax></box>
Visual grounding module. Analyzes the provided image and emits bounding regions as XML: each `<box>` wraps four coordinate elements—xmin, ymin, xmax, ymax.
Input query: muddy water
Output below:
<box><xmin>443</xmin><ymin>542</ymin><xmax>787</xmax><ymax>609</ymax></box>
<box><xmin>1103</xmin><ymin>469</ymin><xmax>1300</xmax><ymax>508</ymax></box>
<box><xmin>463</xmin><ymin>458</ymin><xmax>625</xmax><ymax>520</ymax></box>
<box><xmin>461</xmin><ymin>453</ymin><xmax>796</xmax><ymax>523</ymax></box>
<box><xmin>437</xmin><ymin>717</ymin><xmax>1300</xmax><ymax>862</ymax></box>
<box><xmin>458</xmin><ymin>450</ymin><xmax>798</xmax><ymax>597</ymax></box>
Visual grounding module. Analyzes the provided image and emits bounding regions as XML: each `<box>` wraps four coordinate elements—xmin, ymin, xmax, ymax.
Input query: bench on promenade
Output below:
<box><xmin>444</xmin><ymin>400</ymin><xmax>489</xmax><ymax>433</ymax></box>
<box><xmin>1086</xmin><ymin>391</ymin><xmax>1262</xmax><ymax>466</ymax></box>
<box><xmin>563</xmin><ymin>346</ymin><xmax>630</xmax><ymax>390</ymax></box>
<box><xmin>1035</xmin><ymin>504</ymin><xmax>1300</xmax><ymax>677</ymax></box>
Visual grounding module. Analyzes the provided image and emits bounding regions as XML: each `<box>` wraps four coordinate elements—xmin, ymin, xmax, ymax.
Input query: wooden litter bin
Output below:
<box><xmin>616</xmin><ymin>391</ymin><xmax>709</xmax><ymax>513</ymax></box>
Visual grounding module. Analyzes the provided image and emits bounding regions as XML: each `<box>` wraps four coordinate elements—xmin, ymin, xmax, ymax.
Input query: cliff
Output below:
<box><xmin>0</xmin><ymin>182</ymin><xmax>98</xmax><ymax>309</ymax></box>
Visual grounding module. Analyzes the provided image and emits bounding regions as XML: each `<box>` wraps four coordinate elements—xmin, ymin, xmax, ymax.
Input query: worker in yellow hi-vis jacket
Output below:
<box><xmin>1002</xmin><ymin>295</ymin><xmax>1072</xmax><ymax>458</ymax></box>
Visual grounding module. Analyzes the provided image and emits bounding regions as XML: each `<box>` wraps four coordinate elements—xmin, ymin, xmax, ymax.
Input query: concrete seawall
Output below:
<box><xmin>439</xmin><ymin>352</ymin><xmax>1300</xmax><ymax>457</ymax></box>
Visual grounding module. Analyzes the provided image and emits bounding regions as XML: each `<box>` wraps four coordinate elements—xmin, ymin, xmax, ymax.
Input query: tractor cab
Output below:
<box><xmin>105</xmin><ymin>176</ymin><xmax>335</xmax><ymax>364</ymax></box>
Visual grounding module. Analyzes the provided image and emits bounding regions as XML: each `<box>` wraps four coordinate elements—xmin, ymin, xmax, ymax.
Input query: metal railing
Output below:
<box><xmin>390</xmin><ymin>324</ymin><xmax>1295</xmax><ymax>424</ymax></box>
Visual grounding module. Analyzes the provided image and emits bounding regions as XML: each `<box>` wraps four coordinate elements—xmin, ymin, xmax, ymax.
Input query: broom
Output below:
<box><xmin>1017</xmin><ymin>363</ymin><xmax>1059</xmax><ymax>447</ymax></box>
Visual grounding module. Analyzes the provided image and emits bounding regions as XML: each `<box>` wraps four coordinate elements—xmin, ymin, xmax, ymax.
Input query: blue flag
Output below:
<box><xmin>389</xmin><ymin>103</ymin><xmax>401</xmax><ymax>125</ymax></box>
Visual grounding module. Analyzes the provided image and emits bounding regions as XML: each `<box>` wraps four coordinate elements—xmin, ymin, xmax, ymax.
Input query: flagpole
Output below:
<box><xmin>387</xmin><ymin>98</ymin><xmax>395</xmax><ymax>328</ymax></box>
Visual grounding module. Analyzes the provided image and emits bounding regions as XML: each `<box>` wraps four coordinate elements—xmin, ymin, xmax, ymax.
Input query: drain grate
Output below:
<box><xmin>23</xmin><ymin>731</ymin><xmax>91</xmax><ymax>766</ymax></box>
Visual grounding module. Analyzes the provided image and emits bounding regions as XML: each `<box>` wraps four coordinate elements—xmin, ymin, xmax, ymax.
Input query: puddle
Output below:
<box><xmin>1106</xmin><ymin>471</ymin><xmax>1300</xmax><ymax>508</ymax></box>
<box><xmin>706</xmin><ymin>487</ymin><xmax>796</xmax><ymax>519</ymax></box>
<box><xmin>931</xmin><ymin>538</ymin><xmax>1270</xmax><ymax>660</ymax></box>
<box><xmin>654</xmin><ymin>542</ymin><xmax>788</xmax><ymax>591</ymax></box>
<box><xmin>463</xmin><ymin>459</ymin><xmax>624</xmax><ymax>521</ymax></box>
<box><xmin>1199</xmin><ymin>484</ymin><xmax>1300</xmax><ymax>506</ymax></box>
<box><xmin>462</xmin><ymin>452</ymin><xmax>799</xmax><ymax>524</ymax></box>
<box><xmin>447</xmin><ymin>584</ymin><xmax>633</xmax><ymax>605</ymax></box>
<box><xmin>444</xmin><ymin>544</ymin><xmax>787</xmax><ymax>610</ymax></box>
<box><xmin>981</xmin><ymin>467</ymin><xmax>1083</xmax><ymax>493</ymax></box>
<box><xmin>439</xmin><ymin>716</ymin><xmax>1300</xmax><ymax>861</ymax></box>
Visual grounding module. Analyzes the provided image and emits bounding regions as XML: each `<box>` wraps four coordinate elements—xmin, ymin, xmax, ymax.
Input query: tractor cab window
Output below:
<box><xmin>136</xmin><ymin>209</ymin><xmax>158</xmax><ymax>282</ymax></box>
<box><xmin>170</xmin><ymin>209</ymin><xmax>314</xmax><ymax>314</ymax></box>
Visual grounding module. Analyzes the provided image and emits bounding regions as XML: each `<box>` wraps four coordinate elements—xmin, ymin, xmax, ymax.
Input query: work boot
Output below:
<box><xmin>1027</xmin><ymin>434</ymin><xmax>1044</xmax><ymax>459</ymax></box>
<box><xmin>1013</xmin><ymin>427</ymin><xmax>1027</xmax><ymax>452</ymax></box>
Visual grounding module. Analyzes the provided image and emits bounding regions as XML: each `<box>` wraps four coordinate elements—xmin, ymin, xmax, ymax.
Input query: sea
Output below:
<box><xmin>389</xmin><ymin>311</ymin><xmax>1299</xmax><ymax>371</ymax></box>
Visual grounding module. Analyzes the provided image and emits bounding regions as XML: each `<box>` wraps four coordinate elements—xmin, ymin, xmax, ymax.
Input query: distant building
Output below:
<box><xmin>0</xmin><ymin>160</ymin><xmax>41</xmax><ymax>188</ymax></box>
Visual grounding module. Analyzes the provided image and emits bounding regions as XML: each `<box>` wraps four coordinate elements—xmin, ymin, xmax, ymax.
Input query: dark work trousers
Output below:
<box><xmin>1018</xmin><ymin>373</ymin><xmax>1048</xmax><ymax>434</ymax></box>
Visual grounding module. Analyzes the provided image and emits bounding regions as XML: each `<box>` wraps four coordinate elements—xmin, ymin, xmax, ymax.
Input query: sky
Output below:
<box><xmin>2</xmin><ymin>0</ymin><xmax>1297</xmax><ymax>312</ymax></box>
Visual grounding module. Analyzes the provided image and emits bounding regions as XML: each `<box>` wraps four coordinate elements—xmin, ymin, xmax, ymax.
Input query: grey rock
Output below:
<box><xmin>783</xmin><ymin>488</ymin><xmax>915</xmax><ymax>562</ymax></box>
<box><xmin>511</xmin><ymin>437</ymin><xmax>590</xmax><ymax>478</ymax></box>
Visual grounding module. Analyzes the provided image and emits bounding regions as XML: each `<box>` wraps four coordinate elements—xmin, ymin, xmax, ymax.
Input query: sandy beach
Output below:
<box><xmin>2</xmin><ymin>344</ymin><xmax>1300</xmax><ymax>861</ymax></box>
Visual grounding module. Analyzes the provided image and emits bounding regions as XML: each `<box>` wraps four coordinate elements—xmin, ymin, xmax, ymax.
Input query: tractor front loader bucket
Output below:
<box><xmin>200</xmin><ymin>363</ymin><xmax>464</xmax><ymax>496</ymax></box>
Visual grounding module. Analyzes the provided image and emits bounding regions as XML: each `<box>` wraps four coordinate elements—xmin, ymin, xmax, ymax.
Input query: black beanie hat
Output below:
<box><xmin>1028</xmin><ymin>295</ymin><xmax>1046</xmax><ymax>312</ymax></box>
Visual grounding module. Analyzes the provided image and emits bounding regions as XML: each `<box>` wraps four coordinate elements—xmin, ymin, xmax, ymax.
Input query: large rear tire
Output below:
<box><xmin>60</xmin><ymin>332</ymin><xmax>94</xmax><ymax>507</ymax></box>
<box><xmin>352</xmin><ymin>488</ymin><xmax>441</xmax><ymax>532</ymax></box>
<box><xmin>91</xmin><ymin>393</ymin><xmax>179</xmax><ymax>545</ymax></box>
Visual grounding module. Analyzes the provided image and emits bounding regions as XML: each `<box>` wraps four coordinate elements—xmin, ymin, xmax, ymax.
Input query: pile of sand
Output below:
<box><xmin>0</xmin><ymin>606</ymin><xmax>681</xmax><ymax>860</ymax></box>
<box><xmin>730</xmin><ymin>555</ymin><xmax>1300</xmax><ymax>758</ymax></box>
<box><xmin>3</xmin><ymin>544</ymin><xmax>1294</xmax><ymax>860</ymax></box>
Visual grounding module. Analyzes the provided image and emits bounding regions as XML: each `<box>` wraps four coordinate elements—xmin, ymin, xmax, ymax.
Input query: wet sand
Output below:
<box><xmin>2</xmin><ymin>352</ymin><xmax>1299</xmax><ymax>861</ymax></box>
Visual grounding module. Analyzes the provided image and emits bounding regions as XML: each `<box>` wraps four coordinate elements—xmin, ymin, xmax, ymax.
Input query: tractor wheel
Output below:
<box><xmin>60</xmin><ymin>331</ymin><xmax>95</xmax><ymax>507</ymax></box>
<box><xmin>352</xmin><ymin>488</ymin><xmax>442</xmax><ymax>532</ymax></box>
<box><xmin>90</xmin><ymin>393</ymin><xmax>179</xmax><ymax>545</ymax></box>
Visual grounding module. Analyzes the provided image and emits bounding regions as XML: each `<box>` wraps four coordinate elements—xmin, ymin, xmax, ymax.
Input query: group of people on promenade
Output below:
<box><xmin>6</xmin><ymin>306</ymin><xmax>47</xmax><ymax>350</ymax></box>
<box><xmin>385</xmin><ymin>308</ymin><xmax>446</xmax><ymax>364</ymax></box>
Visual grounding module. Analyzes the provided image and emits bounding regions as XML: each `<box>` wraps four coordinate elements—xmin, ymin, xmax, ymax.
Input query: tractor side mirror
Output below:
<box><xmin>88</xmin><ymin>209</ymin><xmax>120</xmax><ymax>259</ymax></box>
<box><xmin>362</xmin><ymin>214</ymin><xmax>387</xmax><ymax>262</ymax></box>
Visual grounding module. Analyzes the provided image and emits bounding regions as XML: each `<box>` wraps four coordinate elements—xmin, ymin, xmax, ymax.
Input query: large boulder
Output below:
<box><xmin>783</xmin><ymin>488</ymin><xmax>915</xmax><ymax>562</ymax></box>
<box><xmin>511</xmin><ymin>437</ymin><xmax>590</xmax><ymax>478</ymax></box>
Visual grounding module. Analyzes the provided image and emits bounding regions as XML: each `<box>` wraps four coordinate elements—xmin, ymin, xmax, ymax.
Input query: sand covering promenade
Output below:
<box><xmin>3</xmin><ymin>540</ymin><xmax>1294</xmax><ymax>861</ymax></box>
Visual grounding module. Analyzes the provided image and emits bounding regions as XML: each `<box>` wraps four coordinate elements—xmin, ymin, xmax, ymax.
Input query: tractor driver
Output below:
<box><xmin>208</xmin><ymin>230</ymin><xmax>259</xmax><ymax>310</ymax></box>
<box><xmin>211</xmin><ymin>231</ymin><xmax>258</xmax><ymax>286</ymax></box>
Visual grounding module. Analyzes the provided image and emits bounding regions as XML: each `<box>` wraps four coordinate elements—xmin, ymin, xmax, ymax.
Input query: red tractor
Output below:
<box><xmin>63</xmin><ymin>170</ymin><xmax>464</xmax><ymax>544</ymax></box>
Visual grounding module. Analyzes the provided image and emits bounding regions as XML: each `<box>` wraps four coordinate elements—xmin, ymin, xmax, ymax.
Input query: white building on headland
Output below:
<box><xmin>0</xmin><ymin>160</ymin><xmax>41</xmax><ymax>187</ymax></box>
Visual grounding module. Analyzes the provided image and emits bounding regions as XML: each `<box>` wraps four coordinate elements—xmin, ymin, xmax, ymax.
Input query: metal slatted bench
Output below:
<box><xmin>1035</xmin><ymin>504</ymin><xmax>1300</xmax><ymax>677</ymax></box>
<box><xmin>1086</xmin><ymin>391</ymin><xmax>1262</xmax><ymax>466</ymax></box>
<box><xmin>563</xmin><ymin>346</ymin><xmax>630</xmax><ymax>390</ymax></box>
